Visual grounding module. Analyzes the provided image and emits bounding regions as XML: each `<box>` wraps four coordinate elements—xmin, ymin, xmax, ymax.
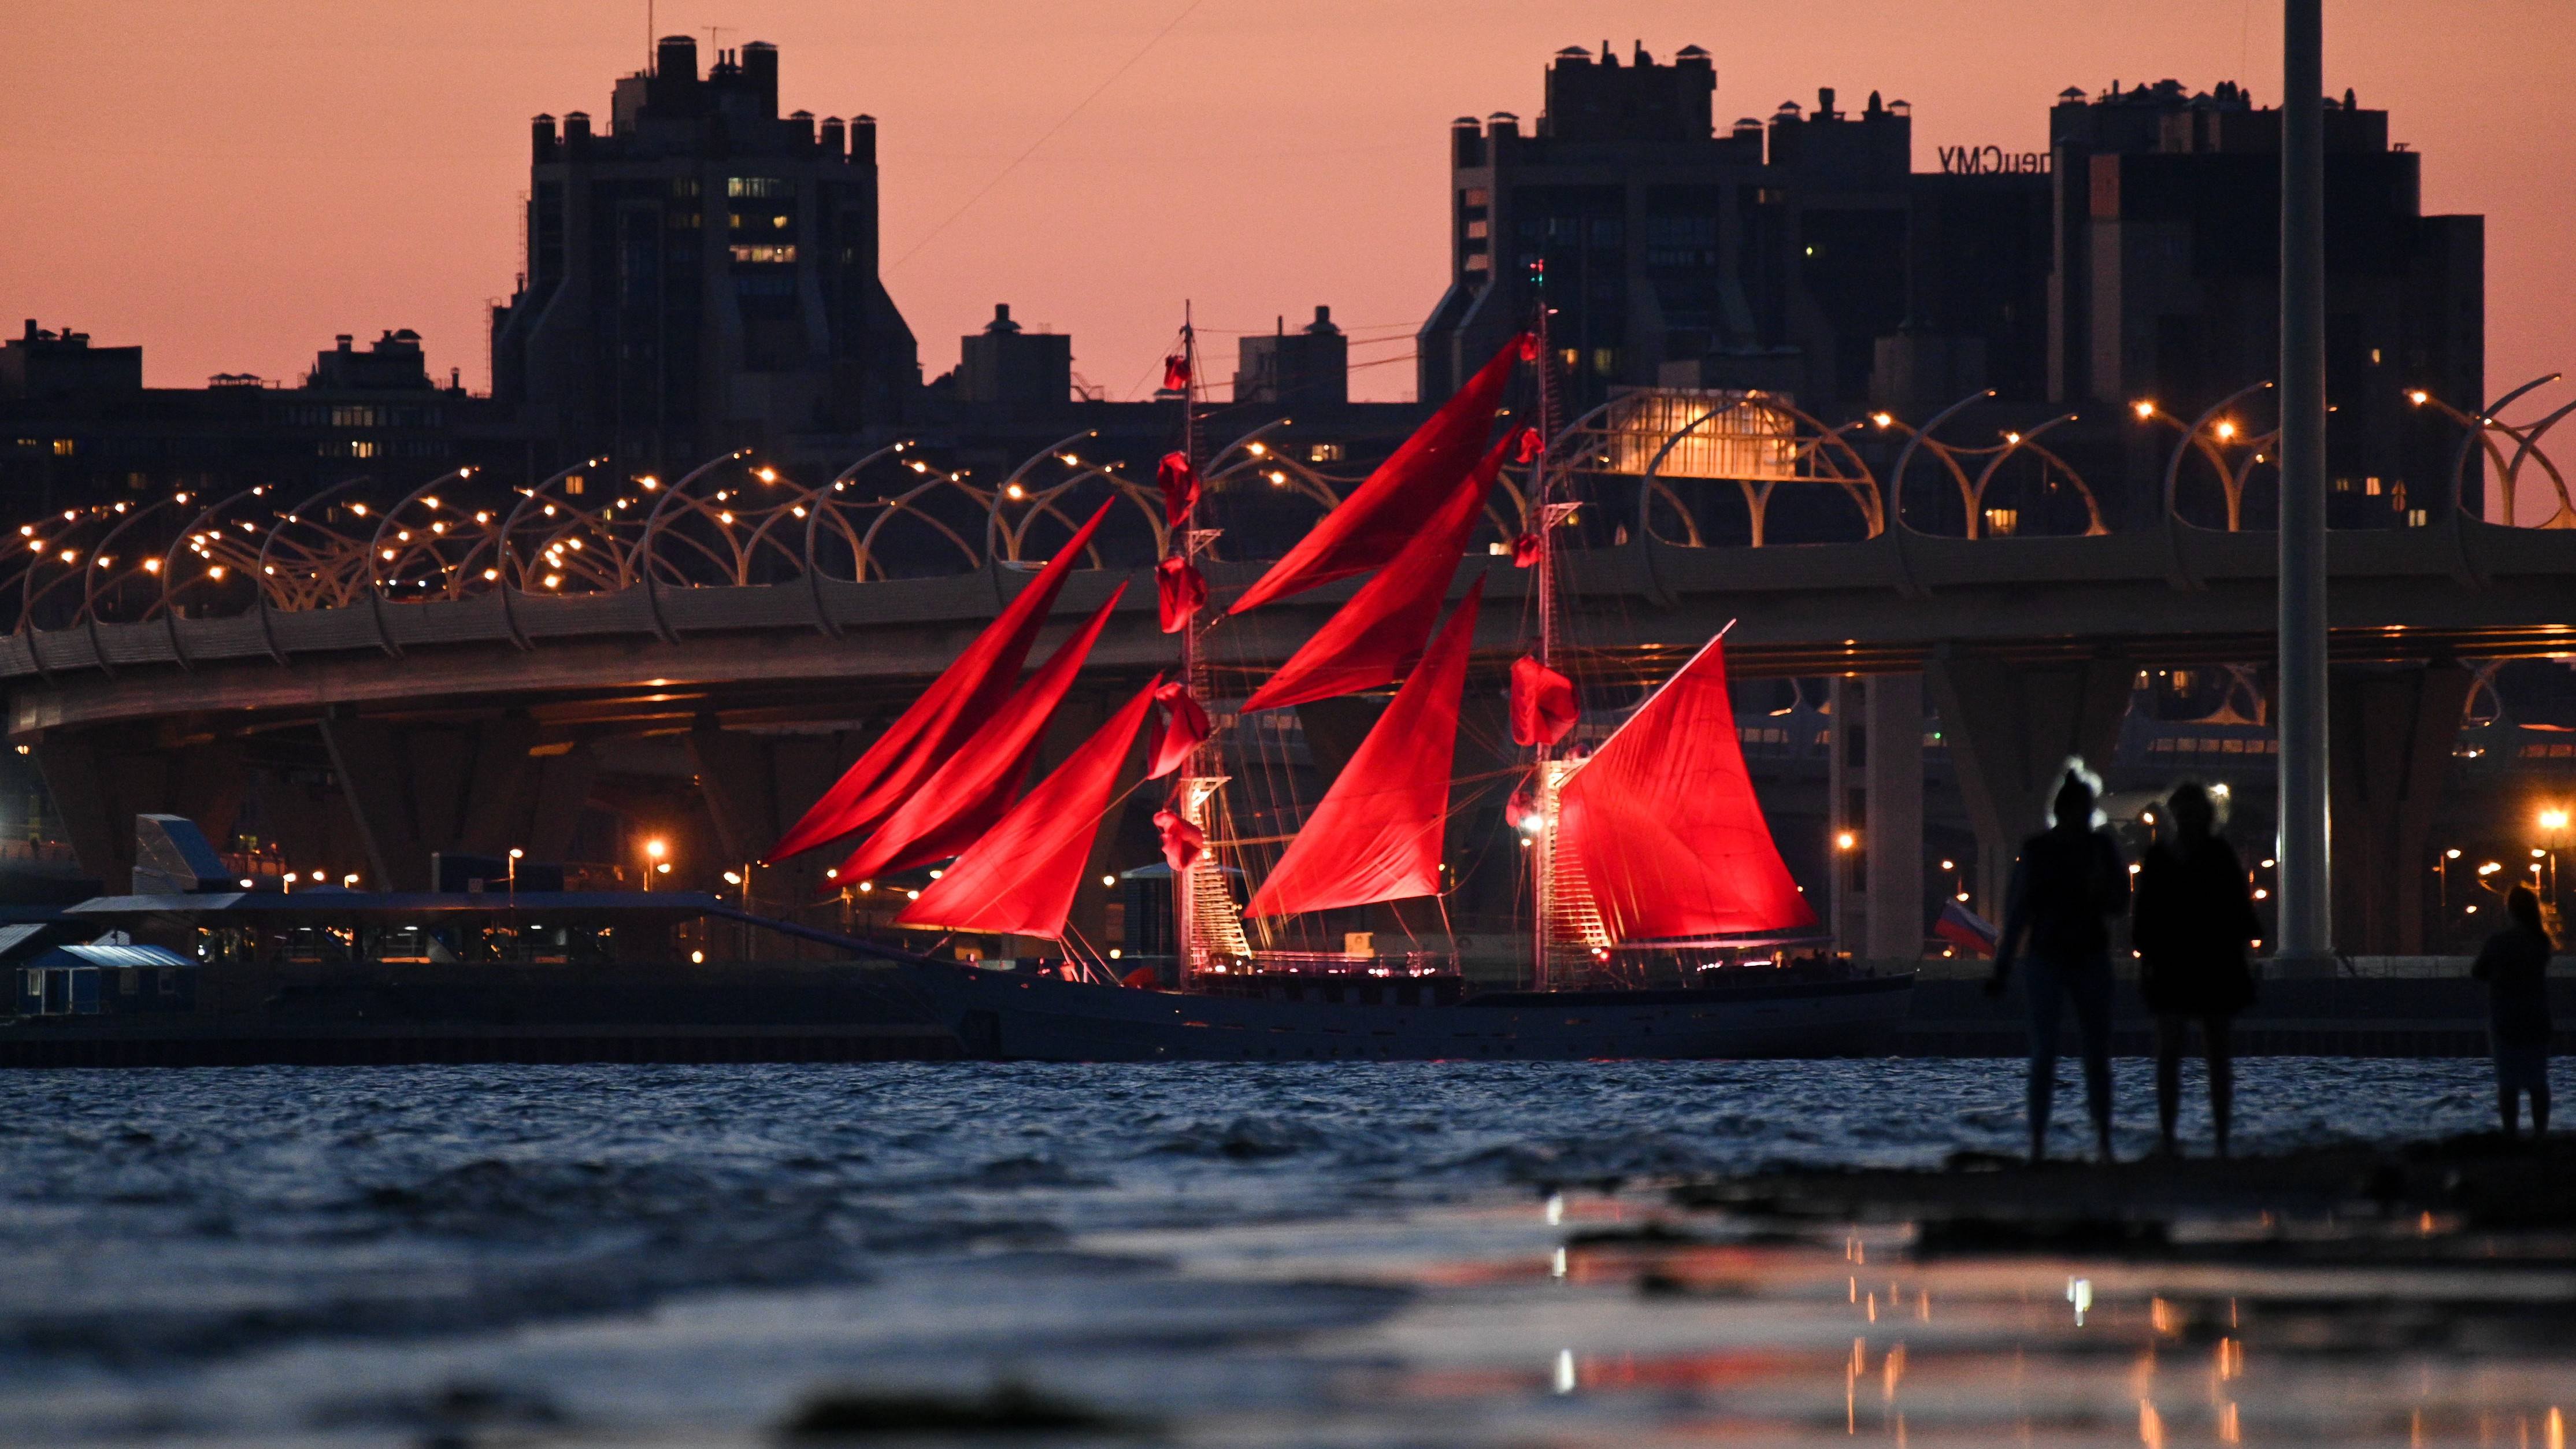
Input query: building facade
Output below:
<box><xmin>488</xmin><ymin>36</ymin><xmax>919</xmax><ymax>473</ymax></box>
<box><xmin>1</xmin><ymin>323</ymin><xmax>514</xmax><ymax>516</ymax></box>
<box><xmin>1418</xmin><ymin>45</ymin><xmax>1918</xmax><ymax>414</ymax></box>
<box><xmin>2046</xmin><ymin>79</ymin><xmax>2483</xmax><ymax>520</ymax></box>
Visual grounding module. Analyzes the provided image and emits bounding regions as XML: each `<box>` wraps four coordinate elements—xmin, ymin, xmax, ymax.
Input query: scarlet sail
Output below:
<box><xmin>1228</xmin><ymin>335</ymin><xmax>1527</xmax><ymax>615</ymax></box>
<box><xmin>896</xmin><ymin>677</ymin><xmax>1161</xmax><ymax>940</ymax></box>
<box><xmin>830</xmin><ymin>587</ymin><xmax>1124</xmax><ymax>883</ymax></box>
<box><xmin>1556</xmin><ymin>637</ymin><xmax>1818</xmax><ymax>940</ymax></box>
<box><xmin>1240</xmin><ymin>434</ymin><xmax>1510</xmax><ymax>714</ymax></box>
<box><xmin>1245</xmin><ymin>580</ymin><xmax>1482</xmax><ymax>918</ymax></box>
<box><xmin>768</xmin><ymin>500</ymin><xmax>1114</xmax><ymax>861</ymax></box>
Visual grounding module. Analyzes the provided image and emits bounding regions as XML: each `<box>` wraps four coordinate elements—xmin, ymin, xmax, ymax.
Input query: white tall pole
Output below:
<box><xmin>2275</xmin><ymin>0</ymin><xmax>2332</xmax><ymax>966</ymax></box>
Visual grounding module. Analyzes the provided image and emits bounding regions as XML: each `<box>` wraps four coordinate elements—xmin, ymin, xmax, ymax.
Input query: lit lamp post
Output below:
<box><xmin>643</xmin><ymin>837</ymin><xmax>666</xmax><ymax>892</ymax></box>
<box><xmin>2541</xmin><ymin>809</ymin><xmax>2570</xmax><ymax>919</ymax></box>
<box><xmin>507</xmin><ymin>847</ymin><xmax>522</xmax><ymax>905</ymax></box>
<box><xmin>2471</xmin><ymin>859</ymin><xmax>2507</xmax><ymax>921</ymax></box>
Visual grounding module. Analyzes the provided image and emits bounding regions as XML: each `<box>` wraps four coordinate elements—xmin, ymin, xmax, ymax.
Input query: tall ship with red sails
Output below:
<box><xmin>764</xmin><ymin>301</ymin><xmax>1911</xmax><ymax>1061</ymax></box>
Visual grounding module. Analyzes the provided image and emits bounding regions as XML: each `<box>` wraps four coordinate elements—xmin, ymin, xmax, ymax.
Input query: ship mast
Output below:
<box><xmin>1171</xmin><ymin>307</ymin><xmax>1246</xmax><ymax>973</ymax></box>
<box><xmin>1523</xmin><ymin>262</ymin><xmax>1604</xmax><ymax>991</ymax></box>
<box><xmin>1528</xmin><ymin>264</ymin><xmax>1562</xmax><ymax>991</ymax></box>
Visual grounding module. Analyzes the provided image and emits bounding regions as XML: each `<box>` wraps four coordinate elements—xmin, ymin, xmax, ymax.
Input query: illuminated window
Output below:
<box><xmin>50</xmin><ymin>439</ymin><xmax>73</xmax><ymax>456</ymax></box>
<box><xmin>1591</xmin><ymin>347</ymin><xmax>1617</xmax><ymax>375</ymax></box>
<box><xmin>729</xmin><ymin>244</ymin><xmax>796</xmax><ymax>264</ymax></box>
<box><xmin>727</xmin><ymin>176</ymin><xmax>788</xmax><ymax>198</ymax></box>
<box><xmin>1307</xmin><ymin>443</ymin><xmax>1343</xmax><ymax>463</ymax></box>
<box><xmin>670</xmin><ymin>177</ymin><xmax>700</xmax><ymax>199</ymax></box>
<box><xmin>565</xmin><ymin>476</ymin><xmax>584</xmax><ymax>495</ymax></box>
<box><xmin>1981</xmin><ymin>507</ymin><xmax>2019</xmax><ymax>536</ymax></box>
<box><xmin>1464</xmin><ymin>254</ymin><xmax>1489</xmax><ymax>272</ymax></box>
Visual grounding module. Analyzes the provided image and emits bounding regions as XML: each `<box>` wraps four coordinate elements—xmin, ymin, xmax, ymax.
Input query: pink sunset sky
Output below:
<box><xmin>6</xmin><ymin>0</ymin><xmax>2568</xmax><ymax>407</ymax></box>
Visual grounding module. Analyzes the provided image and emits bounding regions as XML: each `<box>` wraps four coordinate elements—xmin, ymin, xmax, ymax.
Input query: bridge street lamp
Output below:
<box><xmin>2145</xmin><ymin>382</ymin><xmax>2277</xmax><ymax>532</ymax></box>
<box><xmin>2408</xmin><ymin>378</ymin><xmax>2576</xmax><ymax>528</ymax></box>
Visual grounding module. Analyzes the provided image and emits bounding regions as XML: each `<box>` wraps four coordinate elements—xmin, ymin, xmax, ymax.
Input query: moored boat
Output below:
<box><xmin>769</xmin><ymin>287</ymin><xmax>1912</xmax><ymax>1060</ymax></box>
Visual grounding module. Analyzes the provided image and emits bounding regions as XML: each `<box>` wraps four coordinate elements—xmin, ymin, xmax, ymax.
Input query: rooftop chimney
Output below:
<box><xmin>655</xmin><ymin>34</ymin><xmax>696</xmax><ymax>82</ymax></box>
<box><xmin>740</xmin><ymin>40</ymin><xmax>779</xmax><ymax>117</ymax></box>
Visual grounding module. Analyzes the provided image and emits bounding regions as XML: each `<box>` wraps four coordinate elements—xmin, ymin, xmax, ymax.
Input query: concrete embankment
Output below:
<box><xmin>1899</xmin><ymin>972</ymin><xmax>2572</xmax><ymax>1058</ymax></box>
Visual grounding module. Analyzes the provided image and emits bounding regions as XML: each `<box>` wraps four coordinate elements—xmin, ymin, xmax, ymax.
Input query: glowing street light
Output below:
<box><xmin>1835</xmin><ymin>831</ymin><xmax>1858</xmax><ymax>852</ymax></box>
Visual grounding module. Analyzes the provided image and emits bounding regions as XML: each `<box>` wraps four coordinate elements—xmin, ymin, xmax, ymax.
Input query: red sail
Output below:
<box><xmin>1246</xmin><ymin>579</ymin><xmax>1481</xmax><ymax>918</ymax></box>
<box><xmin>1509</xmin><ymin>655</ymin><xmax>1577</xmax><ymax>746</ymax></box>
<box><xmin>830</xmin><ymin>587</ymin><xmax>1124</xmax><ymax>883</ymax></box>
<box><xmin>1239</xmin><ymin>433</ymin><xmax>1509</xmax><ymax>713</ymax></box>
<box><xmin>897</xmin><ymin>677</ymin><xmax>1161</xmax><ymax>940</ymax></box>
<box><xmin>1556</xmin><ymin>636</ymin><xmax>1818</xmax><ymax>940</ymax></box>
<box><xmin>1155</xmin><ymin>555</ymin><xmax>1206</xmax><ymax>634</ymax></box>
<box><xmin>1228</xmin><ymin>335</ymin><xmax>1526</xmax><ymax>615</ymax></box>
<box><xmin>769</xmin><ymin>500</ymin><xmax>1115</xmax><ymax>860</ymax></box>
<box><xmin>1157</xmin><ymin>451</ymin><xmax>1200</xmax><ymax>527</ymax></box>
<box><xmin>1146</xmin><ymin>683</ymin><xmax>1209</xmax><ymax>779</ymax></box>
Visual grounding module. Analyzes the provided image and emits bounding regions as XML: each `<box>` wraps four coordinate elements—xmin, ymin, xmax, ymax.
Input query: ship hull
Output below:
<box><xmin>901</xmin><ymin>964</ymin><xmax>1912</xmax><ymax>1062</ymax></box>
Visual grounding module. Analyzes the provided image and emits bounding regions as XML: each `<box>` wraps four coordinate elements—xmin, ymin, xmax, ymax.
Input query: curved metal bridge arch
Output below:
<box><xmin>0</xmin><ymin>376</ymin><xmax>2569</xmax><ymax>719</ymax></box>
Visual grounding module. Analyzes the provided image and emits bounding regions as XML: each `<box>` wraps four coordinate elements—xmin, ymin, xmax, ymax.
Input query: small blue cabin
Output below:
<box><xmin>9</xmin><ymin>938</ymin><xmax>198</xmax><ymax>1017</ymax></box>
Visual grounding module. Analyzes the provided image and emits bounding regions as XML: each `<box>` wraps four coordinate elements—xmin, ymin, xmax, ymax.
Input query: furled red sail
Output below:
<box><xmin>897</xmin><ymin>677</ymin><xmax>1161</xmax><ymax>940</ymax></box>
<box><xmin>1228</xmin><ymin>335</ymin><xmax>1529</xmax><ymax>615</ymax></box>
<box><xmin>1556</xmin><ymin>637</ymin><xmax>1817</xmax><ymax>940</ymax></box>
<box><xmin>1157</xmin><ymin>451</ymin><xmax>1200</xmax><ymax>528</ymax></box>
<box><xmin>829</xmin><ymin>587</ymin><xmax>1124</xmax><ymax>883</ymax></box>
<box><xmin>1155</xmin><ymin>556</ymin><xmax>1206</xmax><ymax>634</ymax></box>
<box><xmin>1154</xmin><ymin>806</ymin><xmax>1205</xmax><ymax>873</ymax></box>
<box><xmin>768</xmin><ymin>501</ymin><xmax>1115</xmax><ymax>860</ymax></box>
<box><xmin>1146</xmin><ymin>683</ymin><xmax>1209</xmax><ymax>779</ymax></box>
<box><xmin>1245</xmin><ymin>579</ymin><xmax>1482</xmax><ymax>918</ymax></box>
<box><xmin>1509</xmin><ymin>655</ymin><xmax>1577</xmax><ymax>746</ymax></box>
<box><xmin>1239</xmin><ymin>433</ymin><xmax>1511</xmax><ymax>713</ymax></box>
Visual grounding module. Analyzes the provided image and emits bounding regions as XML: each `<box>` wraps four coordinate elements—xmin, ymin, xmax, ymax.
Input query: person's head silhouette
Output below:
<box><xmin>2050</xmin><ymin>768</ymin><xmax>2096</xmax><ymax>831</ymax></box>
<box><xmin>2507</xmin><ymin>883</ymin><xmax>2547</xmax><ymax>939</ymax></box>
<box><xmin>2164</xmin><ymin>780</ymin><xmax>2217</xmax><ymax>842</ymax></box>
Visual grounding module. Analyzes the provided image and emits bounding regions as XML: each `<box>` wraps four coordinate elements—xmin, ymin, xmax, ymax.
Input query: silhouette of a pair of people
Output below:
<box><xmin>1988</xmin><ymin>768</ymin><xmax>2257</xmax><ymax>1162</ymax></box>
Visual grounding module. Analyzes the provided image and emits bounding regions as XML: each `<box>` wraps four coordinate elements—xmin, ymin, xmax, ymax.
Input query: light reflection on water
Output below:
<box><xmin>0</xmin><ymin>1057</ymin><xmax>2566</xmax><ymax>1444</ymax></box>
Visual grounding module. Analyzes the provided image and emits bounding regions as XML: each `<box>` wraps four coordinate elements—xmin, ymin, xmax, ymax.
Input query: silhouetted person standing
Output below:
<box><xmin>1989</xmin><ymin>767</ymin><xmax>2129</xmax><ymax>1163</ymax></box>
<box><xmin>2471</xmin><ymin>885</ymin><xmax>2555</xmax><ymax>1138</ymax></box>
<box><xmin>2130</xmin><ymin>781</ymin><xmax>2259</xmax><ymax>1158</ymax></box>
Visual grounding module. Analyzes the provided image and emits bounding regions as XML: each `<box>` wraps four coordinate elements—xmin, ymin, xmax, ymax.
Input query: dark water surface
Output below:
<box><xmin>0</xmin><ymin>1058</ymin><xmax>2564</xmax><ymax>1444</ymax></box>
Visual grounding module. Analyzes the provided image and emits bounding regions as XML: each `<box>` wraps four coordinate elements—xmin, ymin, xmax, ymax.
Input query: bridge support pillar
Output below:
<box><xmin>1863</xmin><ymin>673</ymin><xmax>1926</xmax><ymax>961</ymax></box>
<box><xmin>320</xmin><ymin>710</ymin><xmax>571</xmax><ymax>891</ymax></box>
<box><xmin>687</xmin><ymin>718</ymin><xmax>877</xmax><ymax>918</ymax></box>
<box><xmin>33</xmin><ymin>728</ymin><xmax>246</xmax><ymax>892</ymax></box>
<box><xmin>2327</xmin><ymin>662</ymin><xmax>2471</xmax><ymax>955</ymax></box>
<box><xmin>1926</xmin><ymin>649</ymin><xmax>2135</xmax><ymax>922</ymax></box>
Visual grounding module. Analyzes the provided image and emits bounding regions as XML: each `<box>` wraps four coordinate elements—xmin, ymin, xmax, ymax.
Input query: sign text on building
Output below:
<box><xmin>1936</xmin><ymin>145</ymin><xmax>2052</xmax><ymax>176</ymax></box>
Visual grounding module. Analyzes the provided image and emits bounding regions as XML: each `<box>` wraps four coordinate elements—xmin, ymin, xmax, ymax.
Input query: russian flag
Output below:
<box><xmin>1934</xmin><ymin>899</ymin><xmax>1999</xmax><ymax>957</ymax></box>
